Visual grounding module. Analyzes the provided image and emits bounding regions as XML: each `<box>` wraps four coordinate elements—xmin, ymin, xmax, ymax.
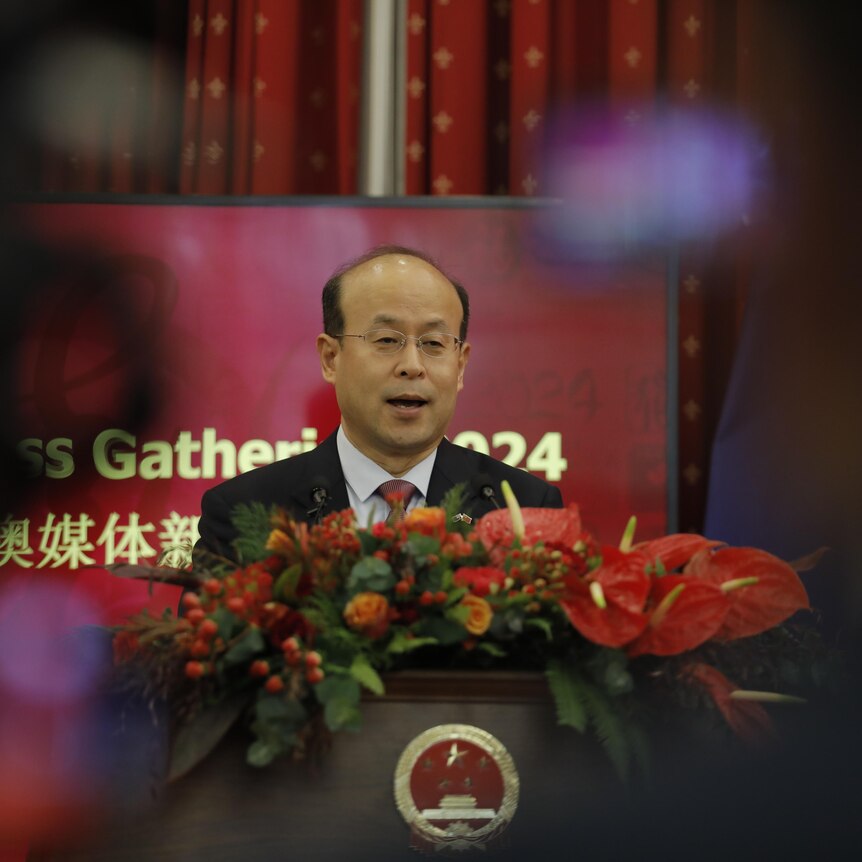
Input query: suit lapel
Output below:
<box><xmin>427</xmin><ymin>438</ymin><xmax>489</xmax><ymax>516</ymax></box>
<box><xmin>287</xmin><ymin>431</ymin><xmax>350</xmax><ymax>519</ymax></box>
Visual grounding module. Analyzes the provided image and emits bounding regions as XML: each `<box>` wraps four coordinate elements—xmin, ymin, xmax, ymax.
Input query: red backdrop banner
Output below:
<box><xmin>3</xmin><ymin>200</ymin><xmax>669</xmax><ymax>619</ymax></box>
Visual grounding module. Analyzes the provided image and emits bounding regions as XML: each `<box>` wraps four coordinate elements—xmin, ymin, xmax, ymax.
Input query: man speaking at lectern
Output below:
<box><xmin>197</xmin><ymin>246</ymin><xmax>563</xmax><ymax>558</ymax></box>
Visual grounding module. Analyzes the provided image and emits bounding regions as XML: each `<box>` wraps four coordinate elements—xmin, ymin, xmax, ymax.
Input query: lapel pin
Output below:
<box><xmin>452</xmin><ymin>513</ymin><xmax>473</xmax><ymax>525</ymax></box>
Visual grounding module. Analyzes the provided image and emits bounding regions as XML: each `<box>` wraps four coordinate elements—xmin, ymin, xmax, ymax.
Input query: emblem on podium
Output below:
<box><xmin>394</xmin><ymin>724</ymin><xmax>520</xmax><ymax>853</ymax></box>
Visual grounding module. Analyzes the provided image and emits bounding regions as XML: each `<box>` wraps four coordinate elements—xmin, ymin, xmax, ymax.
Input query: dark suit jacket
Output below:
<box><xmin>197</xmin><ymin>431</ymin><xmax>563</xmax><ymax>558</ymax></box>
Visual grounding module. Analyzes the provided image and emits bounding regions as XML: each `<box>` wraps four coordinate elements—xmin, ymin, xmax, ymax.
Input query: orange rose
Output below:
<box><xmin>402</xmin><ymin>506</ymin><xmax>448</xmax><ymax>540</ymax></box>
<box><xmin>460</xmin><ymin>594</ymin><xmax>493</xmax><ymax>636</ymax></box>
<box><xmin>343</xmin><ymin>592</ymin><xmax>390</xmax><ymax>639</ymax></box>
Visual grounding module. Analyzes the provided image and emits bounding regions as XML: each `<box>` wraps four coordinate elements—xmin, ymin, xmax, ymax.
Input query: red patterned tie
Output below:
<box><xmin>377</xmin><ymin>479</ymin><xmax>417</xmax><ymax>521</ymax></box>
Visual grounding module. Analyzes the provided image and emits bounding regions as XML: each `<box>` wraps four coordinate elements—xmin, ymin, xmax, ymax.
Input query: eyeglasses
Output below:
<box><xmin>334</xmin><ymin>328</ymin><xmax>462</xmax><ymax>358</ymax></box>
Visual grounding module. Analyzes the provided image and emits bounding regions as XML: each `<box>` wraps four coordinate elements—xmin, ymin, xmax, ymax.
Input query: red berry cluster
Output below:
<box><xmin>202</xmin><ymin>564</ymin><xmax>274</xmax><ymax>624</ymax></box>
<box><xmin>180</xmin><ymin>563</ymin><xmax>275</xmax><ymax>679</ymax></box>
<box><xmin>257</xmin><ymin>637</ymin><xmax>324</xmax><ymax>693</ymax></box>
<box><xmin>310</xmin><ymin>510</ymin><xmax>362</xmax><ymax>556</ymax></box>
<box><xmin>181</xmin><ymin>591</ymin><xmax>224</xmax><ymax>677</ymax></box>
<box><xmin>441</xmin><ymin>532</ymin><xmax>475</xmax><ymax>560</ymax></box>
<box><xmin>282</xmin><ymin>637</ymin><xmax>325</xmax><ymax>684</ymax></box>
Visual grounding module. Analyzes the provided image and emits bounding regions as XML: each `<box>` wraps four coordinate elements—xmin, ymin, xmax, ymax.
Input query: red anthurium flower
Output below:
<box><xmin>634</xmin><ymin>534</ymin><xmax>724</xmax><ymax>572</ymax></box>
<box><xmin>684</xmin><ymin>663</ymin><xmax>774</xmax><ymax>745</ymax></box>
<box><xmin>626</xmin><ymin>575</ymin><xmax>730</xmax><ymax>658</ymax></box>
<box><xmin>558</xmin><ymin>547</ymin><xmax>650</xmax><ymax>647</ymax></box>
<box><xmin>684</xmin><ymin>547</ymin><xmax>810</xmax><ymax>640</ymax></box>
<box><xmin>453</xmin><ymin>566</ymin><xmax>507</xmax><ymax>597</ymax></box>
<box><xmin>476</xmin><ymin>503</ymin><xmax>583</xmax><ymax>549</ymax></box>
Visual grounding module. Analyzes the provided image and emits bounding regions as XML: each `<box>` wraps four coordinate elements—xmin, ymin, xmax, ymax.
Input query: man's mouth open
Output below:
<box><xmin>387</xmin><ymin>398</ymin><xmax>428</xmax><ymax>410</ymax></box>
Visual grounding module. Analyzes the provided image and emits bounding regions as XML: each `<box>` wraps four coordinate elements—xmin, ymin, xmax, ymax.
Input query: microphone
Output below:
<box><xmin>470</xmin><ymin>472</ymin><xmax>500</xmax><ymax>509</ymax></box>
<box><xmin>307</xmin><ymin>476</ymin><xmax>332</xmax><ymax>524</ymax></box>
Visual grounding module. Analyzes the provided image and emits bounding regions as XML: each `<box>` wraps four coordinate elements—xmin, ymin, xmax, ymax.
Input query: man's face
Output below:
<box><xmin>317</xmin><ymin>254</ymin><xmax>470</xmax><ymax>469</ymax></box>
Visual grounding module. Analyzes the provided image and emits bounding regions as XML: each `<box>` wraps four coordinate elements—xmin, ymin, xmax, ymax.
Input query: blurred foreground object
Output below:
<box><xmin>539</xmin><ymin>104</ymin><xmax>765</xmax><ymax>260</ymax></box>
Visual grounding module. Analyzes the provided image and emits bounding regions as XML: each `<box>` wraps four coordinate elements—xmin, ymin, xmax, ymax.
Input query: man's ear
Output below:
<box><xmin>317</xmin><ymin>333</ymin><xmax>339</xmax><ymax>383</ymax></box>
<box><xmin>456</xmin><ymin>341</ymin><xmax>470</xmax><ymax>391</ymax></box>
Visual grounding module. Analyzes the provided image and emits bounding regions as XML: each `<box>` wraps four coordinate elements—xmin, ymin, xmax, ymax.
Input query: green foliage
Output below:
<box><xmin>477</xmin><ymin>642</ymin><xmax>508</xmax><ymax>658</ymax></box>
<box><xmin>350</xmin><ymin>654</ymin><xmax>385</xmax><ymax>696</ymax></box>
<box><xmin>547</xmin><ymin>658</ymin><xmax>645</xmax><ymax>781</ymax></box>
<box><xmin>315</xmin><ymin>674</ymin><xmax>363</xmax><ymax>732</ymax></box>
<box><xmin>418</xmin><ymin>616</ymin><xmax>468</xmax><ymax>646</ymax></box>
<box><xmin>587</xmin><ymin>648</ymin><xmax>634</xmax><ymax>696</ymax></box>
<box><xmin>445</xmin><ymin>603</ymin><xmax>471</xmax><ymax>626</ymax></box>
<box><xmin>439</xmin><ymin>483</ymin><xmax>470</xmax><ymax>533</ymax></box>
<box><xmin>545</xmin><ymin>660</ymin><xmax>588</xmax><ymax>733</ymax></box>
<box><xmin>404</xmin><ymin>534</ymin><xmax>440</xmax><ymax>558</ymax></box>
<box><xmin>212</xmin><ymin>607</ymin><xmax>241</xmax><ymax>640</ymax></box>
<box><xmin>579</xmin><ymin>679</ymin><xmax>635</xmax><ymax>781</ymax></box>
<box><xmin>387</xmin><ymin>632</ymin><xmax>439</xmax><ymax>654</ymax></box>
<box><xmin>247</xmin><ymin>692</ymin><xmax>308</xmax><ymax>767</ymax></box>
<box><xmin>525</xmin><ymin>617</ymin><xmax>554</xmax><ymax>641</ymax></box>
<box><xmin>273</xmin><ymin>562</ymin><xmax>302</xmax><ymax>602</ymax></box>
<box><xmin>231</xmin><ymin>502</ymin><xmax>275</xmax><ymax>562</ymax></box>
<box><xmin>223</xmin><ymin>627</ymin><xmax>266</xmax><ymax>666</ymax></box>
<box><xmin>357</xmin><ymin>529</ymin><xmax>378</xmax><ymax>556</ymax></box>
<box><xmin>347</xmin><ymin>557</ymin><xmax>395</xmax><ymax>593</ymax></box>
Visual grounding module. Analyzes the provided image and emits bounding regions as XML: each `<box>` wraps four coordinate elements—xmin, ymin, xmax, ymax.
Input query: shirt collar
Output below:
<box><xmin>336</xmin><ymin>426</ymin><xmax>437</xmax><ymax>503</ymax></box>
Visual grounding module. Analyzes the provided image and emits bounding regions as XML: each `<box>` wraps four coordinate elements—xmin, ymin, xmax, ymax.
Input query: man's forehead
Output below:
<box><xmin>347</xmin><ymin>252</ymin><xmax>436</xmax><ymax>279</ymax></box>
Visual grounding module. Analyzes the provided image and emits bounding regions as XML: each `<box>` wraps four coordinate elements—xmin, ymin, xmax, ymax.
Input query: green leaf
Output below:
<box><xmin>273</xmin><ymin>562</ymin><xmax>302</xmax><ymax>601</ymax></box>
<box><xmin>168</xmin><ymin>694</ymin><xmax>247</xmax><ymax>782</ymax></box>
<box><xmin>358</xmin><ymin>530</ymin><xmax>378</xmax><ymax>556</ymax></box>
<box><xmin>347</xmin><ymin>557</ymin><xmax>395</xmax><ymax>593</ymax></box>
<box><xmin>211</xmin><ymin>606</ymin><xmax>240</xmax><ymax>639</ymax></box>
<box><xmin>247</xmin><ymin>739</ymin><xmax>279</xmax><ymax>767</ymax></box>
<box><xmin>387</xmin><ymin>632</ymin><xmax>439</xmax><ymax>654</ymax></box>
<box><xmin>324</xmin><ymin>699</ymin><xmax>362</xmax><ymax>732</ymax></box>
<box><xmin>419</xmin><ymin>616</ymin><xmax>468</xmax><ymax>646</ymax></box>
<box><xmin>448</xmin><ymin>585</ymin><xmax>469</xmax><ymax>603</ymax></box>
<box><xmin>477</xmin><ymin>642</ymin><xmax>508</xmax><ymax>658</ymax></box>
<box><xmin>255</xmin><ymin>693</ymin><xmax>306</xmax><ymax>724</ymax></box>
<box><xmin>525</xmin><ymin>617</ymin><xmax>554</xmax><ymax>641</ymax></box>
<box><xmin>315</xmin><ymin>674</ymin><xmax>361</xmax><ymax>707</ymax></box>
<box><xmin>405</xmin><ymin>535</ymin><xmax>440</xmax><ymax>557</ymax></box>
<box><xmin>314</xmin><ymin>674</ymin><xmax>362</xmax><ymax>731</ymax></box>
<box><xmin>223</xmin><ymin>626</ymin><xmax>266</xmax><ymax>666</ymax></box>
<box><xmin>350</xmin><ymin>654</ymin><xmax>385</xmax><ymax>696</ymax></box>
<box><xmin>545</xmin><ymin>660</ymin><xmax>588</xmax><ymax>733</ymax></box>
<box><xmin>445</xmin><ymin>603</ymin><xmax>471</xmax><ymax>625</ymax></box>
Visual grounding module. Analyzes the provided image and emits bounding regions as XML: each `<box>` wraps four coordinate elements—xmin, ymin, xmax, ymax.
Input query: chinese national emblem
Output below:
<box><xmin>394</xmin><ymin>724</ymin><xmax>520</xmax><ymax>853</ymax></box>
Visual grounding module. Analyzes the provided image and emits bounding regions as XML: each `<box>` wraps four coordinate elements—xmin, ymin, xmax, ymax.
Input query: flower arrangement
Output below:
<box><xmin>113</xmin><ymin>483</ymin><xmax>820</xmax><ymax>781</ymax></box>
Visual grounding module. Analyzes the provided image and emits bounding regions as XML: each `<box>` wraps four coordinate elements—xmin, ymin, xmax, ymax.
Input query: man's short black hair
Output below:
<box><xmin>322</xmin><ymin>245</ymin><xmax>470</xmax><ymax>341</ymax></box>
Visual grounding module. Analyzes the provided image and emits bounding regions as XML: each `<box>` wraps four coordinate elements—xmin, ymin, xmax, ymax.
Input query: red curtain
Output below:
<box><xmin>179</xmin><ymin>0</ymin><xmax>363</xmax><ymax>195</ymax></box>
<box><xmin>405</xmin><ymin>0</ymin><xmax>749</xmax><ymax>532</ymax></box>
<box><xmin>406</xmin><ymin>0</ymin><xmax>671</xmax><ymax>197</ymax></box>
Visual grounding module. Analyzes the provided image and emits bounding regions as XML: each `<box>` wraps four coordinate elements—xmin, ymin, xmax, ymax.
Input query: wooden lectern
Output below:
<box><xmin>34</xmin><ymin>671</ymin><xmax>621</xmax><ymax>860</ymax></box>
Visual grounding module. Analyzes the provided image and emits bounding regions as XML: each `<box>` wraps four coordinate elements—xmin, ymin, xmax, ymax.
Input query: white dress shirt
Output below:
<box><xmin>336</xmin><ymin>426</ymin><xmax>437</xmax><ymax>525</ymax></box>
